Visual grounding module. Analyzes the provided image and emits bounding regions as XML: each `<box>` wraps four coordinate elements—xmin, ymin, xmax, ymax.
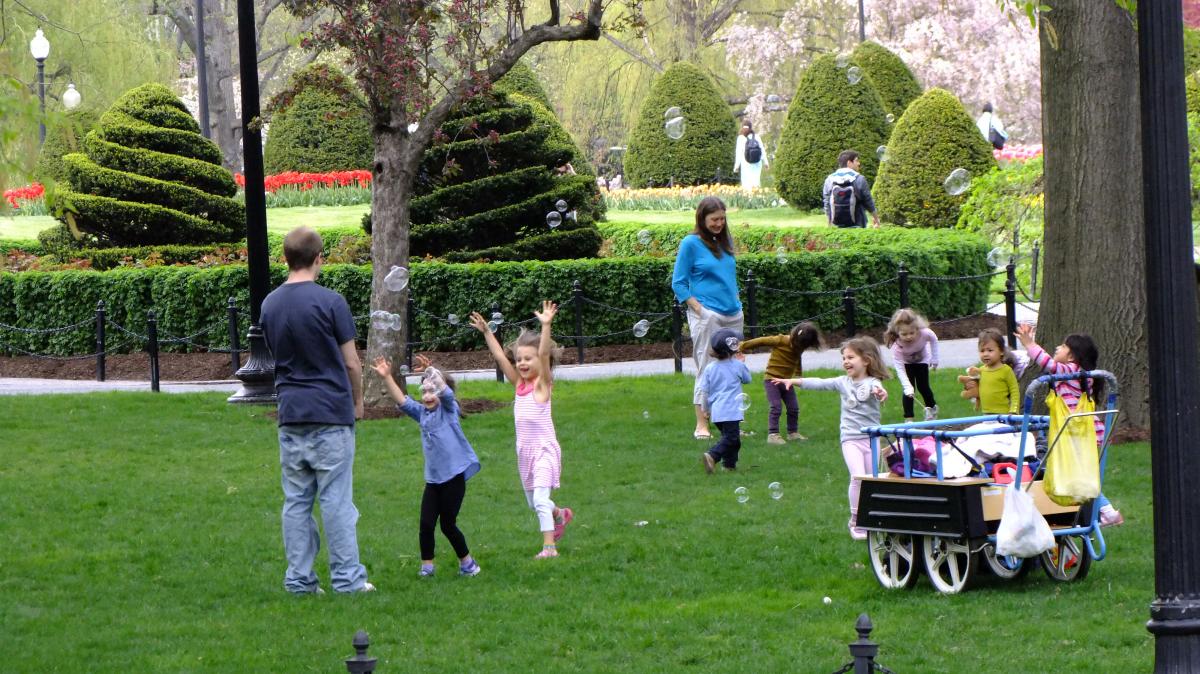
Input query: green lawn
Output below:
<box><xmin>607</xmin><ymin>206</ymin><xmax>826</xmax><ymax>228</ymax></box>
<box><xmin>0</xmin><ymin>371</ymin><xmax>1153</xmax><ymax>671</ymax></box>
<box><xmin>0</xmin><ymin>214</ymin><xmax>55</xmax><ymax>240</ymax></box>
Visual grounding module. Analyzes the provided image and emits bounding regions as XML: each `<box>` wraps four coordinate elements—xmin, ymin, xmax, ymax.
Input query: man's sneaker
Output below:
<box><xmin>766</xmin><ymin>433</ymin><xmax>786</xmax><ymax>445</ymax></box>
<box><xmin>786</xmin><ymin>432</ymin><xmax>808</xmax><ymax>441</ymax></box>
<box><xmin>924</xmin><ymin>405</ymin><xmax>939</xmax><ymax>421</ymax></box>
<box><xmin>1099</xmin><ymin>505</ymin><xmax>1125</xmax><ymax>528</ymax></box>
<box><xmin>354</xmin><ymin>581</ymin><xmax>377</xmax><ymax>592</ymax></box>
<box><xmin>459</xmin><ymin>559</ymin><xmax>481</xmax><ymax>576</ymax></box>
<box><xmin>702</xmin><ymin>452</ymin><xmax>715</xmax><ymax>474</ymax></box>
<box><xmin>553</xmin><ymin>507</ymin><xmax>574</xmax><ymax>542</ymax></box>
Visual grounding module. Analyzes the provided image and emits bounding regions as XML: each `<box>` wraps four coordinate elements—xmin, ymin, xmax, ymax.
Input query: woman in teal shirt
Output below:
<box><xmin>671</xmin><ymin>197</ymin><xmax>744</xmax><ymax>439</ymax></box>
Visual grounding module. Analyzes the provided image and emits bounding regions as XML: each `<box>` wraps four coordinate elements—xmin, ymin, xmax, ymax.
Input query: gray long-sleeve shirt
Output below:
<box><xmin>821</xmin><ymin>168</ymin><xmax>877</xmax><ymax>228</ymax></box>
<box><xmin>800</xmin><ymin>375</ymin><xmax>884</xmax><ymax>441</ymax></box>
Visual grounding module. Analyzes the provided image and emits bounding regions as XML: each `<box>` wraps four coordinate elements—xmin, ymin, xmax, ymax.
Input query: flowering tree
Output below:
<box><xmin>284</xmin><ymin>0</ymin><xmax>629</xmax><ymax>400</ymax></box>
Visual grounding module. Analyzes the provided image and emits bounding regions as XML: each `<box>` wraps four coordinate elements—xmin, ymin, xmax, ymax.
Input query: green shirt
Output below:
<box><xmin>978</xmin><ymin>363</ymin><xmax>1019</xmax><ymax>414</ymax></box>
<box><xmin>741</xmin><ymin>334</ymin><xmax>801</xmax><ymax>380</ymax></box>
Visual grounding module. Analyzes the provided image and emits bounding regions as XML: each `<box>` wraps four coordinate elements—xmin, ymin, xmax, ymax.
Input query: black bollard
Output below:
<box><xmin>95</xmin><ymin>300</ymin><xmax>106</xmax><ymax>382</ymax></box>
<box><xmin>1004</xmin><ymin>259</ymin><xmax>1018</xmax><ymax>349</ymax></box>
<box><xmin>227</xmin><ymin>297</ymin><xmax>241</xmax><ymax>374</ymax></box>
<box><xmin>746</xmin><ymin>269</ymin><xmax>758</xmax><ymax>339</ymax></box>
<box><xmin>842</xmin><ymin>288</ymin><xmax>857</xmax><ymax>337</ymax></box>
<box><xmin>847</xmin><ymin>614</ymin><xmax>879</xmax><ymax>674</ymax></box>
<box><xmin>344</xmin><ymin>630</ymin><xmax>377</xmax><ymax>674</ymax></box>
<box><xmin>572</xmin><ymin>280</ymin><xmax>585</xmax><ymax>364</ymax></box>
<box><xmin>147</xmin><ymin>310</ymin><xmax>160</xmax><ymax>393</ymax></box>
<box><xmin>897</xmin><ymin>262</ymin><xmax>909</xmax><ymax>309</ymax></box>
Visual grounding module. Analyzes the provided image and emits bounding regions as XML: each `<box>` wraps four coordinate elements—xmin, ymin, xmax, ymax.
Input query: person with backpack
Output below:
<box><xmin>822</xmin><ymin>150</ymin><xmax>879</xmax><ymax>228</ymax></box>
<box><xmin>976</xmin><ymin>102</ymin><xmax>1008</xmax><ymax>150</ymax></box>
<box><xmin>733</xmin><ymin>122</ymin><xmax>768</xmax><ymax>190</ymax></box>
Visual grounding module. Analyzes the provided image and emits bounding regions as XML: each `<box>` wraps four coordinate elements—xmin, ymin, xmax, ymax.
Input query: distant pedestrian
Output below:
<box><xmin>822</xmin><ymin>150</ymin><xmax>879</xmax><ymax>228</ymax></box>
<box><xmin>734</xmin><ymin>122</ymin><xmax>768</xmax><ymax>190</ymax></box>
<box><xmin>976</xmin><ymin>102</ymin><xmax>1008</xmax><ymax>150</ymax></box>
<box><xmin>261</xmin><ymin>226</ymin><xmax>373</xmax><ymax>594</ymax></box>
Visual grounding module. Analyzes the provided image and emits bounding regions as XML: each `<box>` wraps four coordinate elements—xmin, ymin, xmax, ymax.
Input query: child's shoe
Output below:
<box><xmin>553</xmin><ymin>508</ymin><xmax>574</xmax><ymax>542</ymax></box>
<box><xmin>418</xmin><ymin>564</ymin><xmax>435</xmax><ymax>578</ymax></box>
<box><xmin>534</xmin><ymin>545</ymin><xmax>558</xmax><ymax>559</ymax></box>
<box><xmin>786</xmin><ymin>432</ymin><xmax>808</xmax><ymax>441</ymax></box>
<box><xmin>766</xmin><ymin>433</ymin><xmax>785</xmax><ymax>445</ymax></box>
<box><xmin>1099</xmin><ymin>504</ymin><xmax>1125</xmax><ymax>527</ymax></box>
<box><xmin>924</xmin><ymin>405</ymin><xmax>939</xmax><ymax>421</ymax></box>
<box><xmin>459</xmin><ymin>559</ymin><xmax>481</xmax><ymax>576</ymax></box>
<box><xmin>701</xmin><ymin>452</ymin><xmax>715</xmax><ymax>474</ymax></box>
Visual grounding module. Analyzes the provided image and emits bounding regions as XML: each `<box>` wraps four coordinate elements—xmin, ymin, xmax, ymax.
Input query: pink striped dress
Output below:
<box><xmin>1028</xmin><ymin>344</ymin><xmax>1107</xmax><ymax>444</ymax></box>
<box><xmin>514</xmin><ymin>380</ymin><xmax>562</xmax><ymax>490</ymax></box>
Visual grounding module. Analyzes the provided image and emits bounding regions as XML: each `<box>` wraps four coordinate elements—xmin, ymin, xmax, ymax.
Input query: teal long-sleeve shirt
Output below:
<box><xmin>671</xmin><ymin>235</ymin><xmax>742</xmax><ymax>316</ymax></box>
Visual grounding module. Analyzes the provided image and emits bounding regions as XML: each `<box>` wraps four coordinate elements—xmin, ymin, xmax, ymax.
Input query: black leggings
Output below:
<box><xmin>419</xmin><ymin>472</ymin><xmax>470</xmax><ymax>561</ymax></box>
<box><xmin>902</xmin><ymin>363</ymin><xmax>937</xmax><ymax>418</ymax></box>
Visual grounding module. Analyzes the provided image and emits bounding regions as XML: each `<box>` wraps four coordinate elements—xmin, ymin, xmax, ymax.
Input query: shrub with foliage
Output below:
<box><xmin>263</xmin><ymin>65</ymin><xmax>373</xmax><ymax>175</ymax></box>
<box><xmin>35</xmin><ymin>110</ymin><xmax>99</xmax><ymax>184</ymax></box>
<box><xmin>56</xmin><ymin>83</ymin><xmax>243</xmax><ymax>247</ymax></box>
<box><xmin>774</xmin><ymin>54</ymin><xmax>890</xmax><ymax>210</ymax></box>
<box><xmin>1188</xmin><ymin>70</ymin><xmax>1200</xmax><ymax>116</ymax></box>
<box><xmin>624</xmin><ymin>62</ymin><xmax>738</xmax><ymax>188</ymax></box>
<box><xmin>956</xmin><ymin>157</ymin><xmax>1043</xmax><ymax>292</ymax></box>
<box><xmin>851</xmin><ymin>41</ymin><xmax>922</xmax><ymax>121</ymax></box>
<box><xmin>495</xmin><ymin>61</ymin><xmax>553</xmax><ymax>110</ymax></box>
<box><xmin>873</xmin><ymin>88</ymin><xmax>997</xmax><ymax>228</ymax></box>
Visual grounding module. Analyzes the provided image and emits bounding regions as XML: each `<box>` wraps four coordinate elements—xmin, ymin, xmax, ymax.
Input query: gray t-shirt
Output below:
<box><xmin>801</xmin><ymin>375</ymin><xmax>883</xmax><ymax>441</ymax></box>
<box><xmin>261</xmin><ymin>281</ymin><xmax>357</xmax><ymax>426</ymax></box>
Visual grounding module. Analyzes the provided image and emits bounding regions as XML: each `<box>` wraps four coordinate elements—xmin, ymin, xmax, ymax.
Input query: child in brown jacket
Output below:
<box><xmin>740</xmin><ymin>322</ymin><xmax>822</xmax><ymax>444</ymax></box>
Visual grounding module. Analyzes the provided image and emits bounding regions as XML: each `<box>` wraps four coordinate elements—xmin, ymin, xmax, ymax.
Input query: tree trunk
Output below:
<box><xmin>1038</xmin><ymin>0</ymin><xmax>1149</xmax><ymax>430</ymax></box>
<box><xmin>205</xmin><ymin>4</ymin><xmax>243</xmax><ymax>171</ymax></box>
<box><xmin>364</xmin><ymin>125</ymin><xmax>416</xmax><ymax>406</ymax></box>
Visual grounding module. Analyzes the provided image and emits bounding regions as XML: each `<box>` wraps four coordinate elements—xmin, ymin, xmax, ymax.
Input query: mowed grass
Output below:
<box><xmin>0</xmin><ymin>371</ymin><xmax>1153</xmax><ymax>672</ymax></box>
<box><xmin>608</xmin><ymin>206</ymin><xmax>826</xmax><ymax>228</ymax></box>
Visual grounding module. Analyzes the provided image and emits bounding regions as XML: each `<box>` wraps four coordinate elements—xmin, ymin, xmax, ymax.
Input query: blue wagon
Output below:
<box><xmin>855</xmin><ymin>371</ymin><xmax>1119</xmax><ymax>593</ymax></box>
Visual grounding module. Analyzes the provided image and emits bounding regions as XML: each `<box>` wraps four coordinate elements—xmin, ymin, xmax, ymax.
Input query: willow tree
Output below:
<box><xmin>286</xmin><ymin>0</ymin><xmax>633</xmax><ymax>401</ymax></box>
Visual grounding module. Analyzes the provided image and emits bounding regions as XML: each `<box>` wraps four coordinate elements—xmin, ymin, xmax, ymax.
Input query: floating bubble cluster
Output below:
<box><xmin>943</xmin><ymin>167</ymin><xmax>971</xmax><ymax>196</ymax></box>
<box><xmin>555</xmin><ymin>199</ymin><xmax>569</xmax><ymax>213</ymax></box>
<box><xmin>633</xmin><ymin>319</ymin><xmax>650</xmax><ymax>338</ymax></box>
<box><xmin>546</xmin><ymin>211</ymin><xmax>562</xmax><ymax>228</ymax></box>
<box><xmin>383</xmin><ymin>266</ymin><xmax>409</xmax><ymax>292</ymax></box>
<box><xmin>737</xmin><ymin>392</ymin><xmax>751</xmax><ymax>411</ymax></box>
<box><xmin>769</xmin><ymin>481</ymin><xmax>784</xmax><ymax>500</ymax></box>
<box><xmin>735</xmin><ymin>486</ymin><xmax>750</xmax><ymax>504</ymax></box>
<box><xmin>846</xmin><ymin>66</ymin><xmax>863</xmax><ymax>85</ymax></box>
<box><xmin>835</xmin><ymin>53</ymin><xmax>851</xmax><ymax>69</ymax></box>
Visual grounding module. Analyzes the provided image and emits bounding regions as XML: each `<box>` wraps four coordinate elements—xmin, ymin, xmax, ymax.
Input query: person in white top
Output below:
<box><xmin>976</xmin><ymin>102</ymin><xmax>1008</xmax><ymax>150</ymax></box>
<box><xmin>733</xmin><ymin>122</ymin><xmax>768</xmax><ymax>190</ymax></box>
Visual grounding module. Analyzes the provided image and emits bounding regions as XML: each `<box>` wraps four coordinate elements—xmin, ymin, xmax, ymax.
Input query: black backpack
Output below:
<box><xmin>744</xmin><ymin>135</ymin><xmax>763</xmax><ymax>164</ymax></box>
<box><xmin>829</xmin><ymin>175</ymin><xmax>858</xmax><ymax>226</ymax></box>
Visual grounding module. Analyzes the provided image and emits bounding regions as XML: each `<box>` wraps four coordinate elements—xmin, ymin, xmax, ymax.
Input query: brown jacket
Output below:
<box><xmin>741</xmin><ymin>334</ymin><xmax>801</xmax><ymax>380</ymax></box>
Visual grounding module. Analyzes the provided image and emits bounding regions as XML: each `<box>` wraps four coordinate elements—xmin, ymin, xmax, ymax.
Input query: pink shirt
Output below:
<box><xmin>1028</xmin><ymin>344</ymin><xmax>1106</xmax><ymax>444</ymax></box>
<box><xmin>890</xmin><ymin>328</ymin><xmax>940</xmax><ymax>366</ymax></box>
<box><xmin>513</xmin><ymin>380</ymin><xmax>562</xmax><ymax>490</ymax></box>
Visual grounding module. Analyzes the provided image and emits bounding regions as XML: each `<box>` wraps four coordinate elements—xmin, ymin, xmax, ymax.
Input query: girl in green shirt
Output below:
<box><xmin>974</xmin><ymin>328</ymin><xmax>1020</xmax><ymax>414</ymax></box>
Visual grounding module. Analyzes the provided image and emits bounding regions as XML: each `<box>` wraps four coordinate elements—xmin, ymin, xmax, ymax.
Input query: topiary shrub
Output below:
<box><xmin>1186</xmin><ymin>27</ymin><xmax>1200</xmax><ymax>76</ymax></box>
<box><xmin>35</xmin><ymin>109</ymin><xmax>99</xmax><ymax>184</ymax></box>
<box><xmin>851</xmin><ymin>41</ymin><xmax>922</xmax><ymax>122</ymax></box>
<box><xmin>873</xmin><ymin>88</ymin><xmax>997</xmax><ymax>228</ymax></box>
<box><xmin>624</xmin><ymin>62</ymin><xmax>738</xmax><ymax>188</ymax></box>
<box><xmin>774</xmin><ymin>54</ymin><xmax>889</xmax><ymax>210</ymax></box>
<box><xmin>956</xmin><ymin>156</ymin><xmax>1043</xmax><ymax>291</ymax></box>
<box><xmin>56</xmin><ymin>83</ymin><xmax>243</xmax><ymax>247</ymax></box>
<box><xmin>495</xmin><ymin>61</ymin><xmax>553</xmax><ymax>110</ymax></box>
<box><xmin>263</xmin><ymin>64</ymin><xmax>373</xmax><ymax>174</ymax></box>
<box><xmin>1188</xmin><ymin>69</ymin><xmax>1200</xmax><ymax>116</ymax></box>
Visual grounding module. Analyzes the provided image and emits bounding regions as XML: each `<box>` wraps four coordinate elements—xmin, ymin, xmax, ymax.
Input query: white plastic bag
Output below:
<box><xmin>995</xmin><ymin>484</ymin><xmax>1056</xmax><ymax>558</ymax></box>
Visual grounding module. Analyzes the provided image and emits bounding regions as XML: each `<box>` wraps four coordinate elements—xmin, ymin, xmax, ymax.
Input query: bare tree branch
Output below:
<box><xmin>699</xmin><ymin>0</ymin><xmax>746</xmax><ymax>41</ymax></box>
<box><xmin>603</xmin><ymin>33</ymin><xmax>663</xmax><ymax>72</ymax></box>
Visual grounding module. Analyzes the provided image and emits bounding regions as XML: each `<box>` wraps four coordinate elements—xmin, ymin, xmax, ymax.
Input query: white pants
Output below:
<box><xmin>687</xmin><ymin>306</ymin><xmax>745</xmax><ymax>405</ymax></box>
<box><xmin>525</xmin><ymin>487</ymin><xmax>556</xmax><ymax>532</ymax></box>
<box><xmin>842</xmin><ymin>438</ymin><xmax>873</xmax><ymax>533</ymax></box>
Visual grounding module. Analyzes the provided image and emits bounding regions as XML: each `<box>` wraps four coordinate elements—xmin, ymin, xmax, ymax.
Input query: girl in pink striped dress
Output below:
<box><xmin>470</xmin><ymin>301</ymin><xmax>574</xmax><ymax>558</ymax></box>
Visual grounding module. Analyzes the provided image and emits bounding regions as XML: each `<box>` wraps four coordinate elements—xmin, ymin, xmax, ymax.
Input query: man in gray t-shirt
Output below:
<box><xmin>261</xmin><ymin>226</ymin><xmax>372</xmax><ymax>594</ymax></box>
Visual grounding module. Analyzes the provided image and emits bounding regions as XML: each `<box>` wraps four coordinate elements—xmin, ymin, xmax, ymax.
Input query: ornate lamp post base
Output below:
<box><xmin>227</xmin><ymin>323</ymin><xmax>276</xmax><ymax>403</ymax></box>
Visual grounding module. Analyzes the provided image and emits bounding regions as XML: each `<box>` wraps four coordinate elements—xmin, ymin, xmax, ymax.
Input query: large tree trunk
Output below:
<box><xmin>1039</xmin><ymin>0</ymin><xmax>1149</xmax><ymax>430</ymax></box>
<box><xmin>205</xmin><ymin>4</ymin><xmax>243</xmax><ymax>170</ymax></box>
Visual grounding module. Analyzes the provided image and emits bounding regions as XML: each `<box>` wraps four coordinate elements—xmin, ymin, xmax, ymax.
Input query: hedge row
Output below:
<box><xmin>0</xmin><ymin>239</ymin><xmax>988</xmax><ymax>356</ymax></box>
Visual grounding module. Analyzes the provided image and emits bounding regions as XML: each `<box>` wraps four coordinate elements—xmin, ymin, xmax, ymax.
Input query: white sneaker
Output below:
<box><xmin>355</xmin><ymin>581</ymin><xmax>376</xmax><ymax>593</ymax></box>
<box><xmin>924</xmin><ymin>405</ymin><xmax>938</xmax><ymax>421</ymax></box>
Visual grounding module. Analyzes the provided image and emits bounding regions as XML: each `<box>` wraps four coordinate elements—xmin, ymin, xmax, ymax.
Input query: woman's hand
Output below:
<box><xmin>413</xmin><ymin>354</ymin><xmax>432</xmax><ymax>373</ymax></box>
<box><xmin>534</xmin><ymin>300</ymin><xmax>558</xmax><ymax>325</ymax></box>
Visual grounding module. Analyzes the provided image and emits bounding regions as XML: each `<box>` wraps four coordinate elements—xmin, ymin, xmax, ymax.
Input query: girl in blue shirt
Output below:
<box><xmin>373</xmin><ymin>355</ymin><xmax>482</xmax><ymax>578</ymax></box>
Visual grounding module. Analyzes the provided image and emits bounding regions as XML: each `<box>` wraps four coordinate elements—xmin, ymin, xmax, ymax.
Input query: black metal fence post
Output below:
<box><xmin>746</xmin><ymin>269</ymin><xmax>758</xmax><ymax>338</ymax></box>
<box><xmin>573</xmin><ymin>280</ymin><xmax>585</xmax><ymax>364</ymax></box>
<box><xmin>897</xmin><ymin>263</ymin><xmax>909</xmax><ymax>309</ymax></box>
<box><xmin>848</xmin><ymin>614</ymin><xmax>879</xmax><ymax>674</ymax></box>
<box><xmin>95</xmin><ymin>300</ymin><xmax>106</xmax><ymax>382</ymax></box>
<box><xmin>1004</xmin><ymin>259</ymin><xmax>1018</xmax><ymax>349</ymax></box>
<box><xmin>344</xmin><ymin>629</ymin><xmax>377</xmax><ymax>673</ymax></box>
<box><xmin>405</xmin><ymin>293</ymin><xmax>416</xmax><ymax>370</ymax></box>
<box><xmin>491</xmin><ymin>302</ymin><xmax>504</xmax><ymax>383</ymax></box>
<box><xmin>147</xmin><ymin>310</ymin><xmax>160</xmax><ymax>393</ymax></box>
<box><xmin>227</xmin><ymin>297</ymin><xmax>241</xmax><ymax>374</ymax></box>
<box><xmin>1030</xmin><ymin>239</ymin><xmax>1041</xmax><ymax>298</ymax></box>
<box><xmin>671</xmin><ymin>300</ymin><xmax>683</xmax><ymax>374</ymax></box>
<box><xmin>842</xmin><ymin>288</ymin><xmax>857</xmax><ymax>337</ymax></box>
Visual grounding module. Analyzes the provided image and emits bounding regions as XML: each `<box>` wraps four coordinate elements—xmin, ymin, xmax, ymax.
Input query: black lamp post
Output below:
<box><xmin>857</xmin><ymin>0</ymin><xmax>866</xmax><ymax>42</ymax></box>
<box><xmin>1135</xmin><ymin>1</ymin><xmax>1200</xmax><ymax>668</ymax></box>
<box><xmin>30</xmin><ymin>28</ymin><xmax>49</xmax><ymax>146</ymax></box>
<box><xmin>227</xmin><ymin>0</ymin><xmax>276</xmax><ymax>404</ymax></box>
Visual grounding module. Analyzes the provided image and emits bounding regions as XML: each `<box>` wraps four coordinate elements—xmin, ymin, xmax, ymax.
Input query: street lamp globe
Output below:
<box><xmin>29</xmin><ymin>28</ymin><xmax>50</xmax><ymax>61</ymax></box>
<box><xmin>63</xmin><ymin>84</ymin><xmax>81</xmax><ymax>110</ymax></box>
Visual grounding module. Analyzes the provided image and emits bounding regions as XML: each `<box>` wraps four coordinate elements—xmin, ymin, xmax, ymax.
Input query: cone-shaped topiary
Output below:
<box><xmin>851</xmin><ymin>41</ymin><xmax>922</xmax><ymax>121</ymax></box>
<box><xmin>363</xmin><ymin>91</ymin><xmax>604</xmax><ymax>262</ymax></box>
<box><xmin>35</xmin><ymin>109</ymin><xmax>99</xmax><ymax>184</ymax></box>
<box><xmin>58</xmin><ymin>83</ymin><xmax>243</xmax><ymax>246</ymax></box>
<box><xmin>495</xmin><ymin>61</ymin><xmax>553</xmax><ymax>110</ymax></box>
<box><xmin>263</xmin><ymin>64</ymin><xmax>373</xmax><ymax>174</ymax></box>
<box><xmin>774</xmin><ymin>54</ymin><xmax>890</xmax><ymax>210</ymax></box>
<box><xmin>624</xmin><ymin>62</ymin><xmax>738</xmax><ymax>188</ymax></box>
<box><xmin>1188</xmin><ymin>70</ymin><xmax>1200</xmax><ymax>116</ymax></box>
<box><xmin>873</xmin><ymin>88</ymin><xmax>997</xmax><ymax>228</ymax></box>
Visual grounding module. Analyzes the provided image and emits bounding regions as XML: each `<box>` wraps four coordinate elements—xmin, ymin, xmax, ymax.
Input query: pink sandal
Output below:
<box><xmin>553</xmin><ymin>508</ymin><xmax>574</xmax><ymax>542</ymax></box>
<box><xmin>535</xmin><ymin>545</ymin><xmax>559</xmax><ymax>559</ymax></box>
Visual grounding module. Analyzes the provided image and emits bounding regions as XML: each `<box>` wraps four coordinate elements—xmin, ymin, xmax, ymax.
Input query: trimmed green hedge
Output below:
<box><xmin>495</xmin><ymin>61</ymin><xmax>553</xmax><ymax>110</ymax></box>
<box><xmin>851</xmin><ymin>42</ymin><xmax>921</xmax><ymax>121</ymax></box>
<box><xmin>1</xmin><ymin>236</ymin><xmax>988</xmax><ymax>355</ymax></box>
<box><xmin>624</xmin><ymin>62</ymin><xmax>738</xmax><ymax>188</ymax></box>
<box><xmin>263</xmin><ymin>89</ymin><xmax>373</xmax><ymax>175</ymax></box>
<box><xmin>35</xmin><ymin>109</ymin><xmax>99</xmax><ymax>184</ymax></box>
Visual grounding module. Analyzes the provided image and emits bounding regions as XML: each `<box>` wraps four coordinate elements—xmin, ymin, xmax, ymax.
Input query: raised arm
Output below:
<box><xmin>469</xmin><ymin>311</ymin><xmax>519</xmax><ymax>384</ymax></box>
<box><xmin>740</xmin><ymin>335</ymin><xmax>786</xmax><ymax>353</ymax></box>
<box><xmin>534</xmin><ymin>300</ymin><xmax>558</xmax><ymax>388</ymax></box>
<box><xmin>371</xmin><ymin>356</ymin><xmax>413</xmax><ymax>412</ymax></box>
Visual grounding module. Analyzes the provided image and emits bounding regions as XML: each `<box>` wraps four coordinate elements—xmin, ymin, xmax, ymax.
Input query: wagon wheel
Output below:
<box><xmin>1040</xmin><ymin>535</ymin><xmax>1092</xmax><ymax>582</ymax></box>
<box><xmin>980</xmin><ymin>543</ymin><xmax>1031</xmax><ymax>581</ymax></box>
<box><xmin>921</xmin><ymin>535</ymin><xmax>978</xmax><ymax>594</ymax></box>
<box><xmin>867</xmin><ymin>531</ymin><xmax>920</xmax><ymax>589</ymax></box>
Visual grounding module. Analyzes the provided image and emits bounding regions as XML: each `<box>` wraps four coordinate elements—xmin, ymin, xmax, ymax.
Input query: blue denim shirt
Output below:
<box><xmin>698</xmin><ymin>358</ymin><xmax>752</xmax><ymax>423</ymax></box>
<box><xmin>398</xmin><ymin>388</ymin><xmax>481</xmax><ymax>485</ymax></box>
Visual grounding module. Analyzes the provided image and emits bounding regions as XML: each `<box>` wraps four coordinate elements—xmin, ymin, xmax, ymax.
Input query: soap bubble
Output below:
<box><xmin>487</xmin><ymin>320</ymin><xmax>500</xmax><ymax>333</ymax></box>
<box><xmin>737</xmin><ymin>392</ymin><xmax>751</xmax><ymax>411</ymax></box>
<box><xmin>566</xmin><ymin>210</ymin><xmax>577</xmax><ymax>222</ymax></box>
<box><xmin>769</xmin><ymin>481</ymin><xmax>783</xmax><ymax>500</ymax></box>
<box><xmin>447</xmin><ymin>313</ymin><xmax>459</xmax><ymax>325</ymax></box>
<box><xmin>643</xmin><ymin>410</ymin><xmax>650</xmax><ymax>419</ymax></box>
<box><xmin>886</xmin><ymin>113</ymin><xmax>896</xmax><ymax>124</ymax></box>
<box><xmin>664</xmin><ymin>116</ymin><xmax>686</xmax><ymax>140</ymax></box>
<box><xmin>847</xmin><ymin>66</ymin><xmax>863</xmax><ymax>85</ymax></box>
<box><xmin>398</xmin><ymin>364</ymin><xmax>410</xmax><ymax>375</ymax></box>
<box><xmin>383</xmin><ymin>265</ymin><xmax>410</xmax><ymax>292</ymax></box>
<box><xmin>775</xmin><ymin>246</ymin><xmax>787</xmax><ymax>264</ymax></box>
<box><xmin>835</xmin><ymin>53</ymin><xmax>851</xmax><ymax>68</ymax></box>
<box><xmin>637</xmin><ymin>229</ymin><xmax>652</xmax><ymax>245</ymax></box>
<box><xmin>735</xmin><ymin>486</ymin><xmax>750</xmax><ymax>504</ymax></box>
<box><xmin>876</xmin><ymin>145</ymin><xmax>889</xmax><ymax>162</ymax></box>
<box><xmin>944</xmin><ymin>167</ymin><xmax>971</xmax><ymax>196</ymax></box>
<box><xmin>390</xmin><ymin>312</ymin><xmax>404</xmax><ymax>331</ymax></box>
<box><xmin>633</xmin><ymin>319</ymin><xmax>650</xmax><ymax>338</ymax></box>
<box><xmin>823</xmin><ymin>596</ymin><xmax>832</xmax><ymax>605</ymax></box>
<box><xmin>555</xmin><ymin>199</ymin><xmax>569</xmax><ymax>213</ymax></box>
<box><xmin>370</xmin><ymin>310</ymin><xmax>390</xmax><ymax>330</ymax></box>
<box><xmin>663</xmin><ymin>106</ymin><xmax>682</xmax><ymax>119</ymax></box>
<box><xmin>546</xmin><ymin>211</ymin><xmax>562</xmax><ymax>228</ymax></box>
<box><xmin>766</xmin><ymin>94</ymin><xmax>781</xmax><ymax>104</ymax></box>
<box><xmin>987</xmin><ymin>247</ymin><xmax>1013</xmax><ymax>269</ymax></box>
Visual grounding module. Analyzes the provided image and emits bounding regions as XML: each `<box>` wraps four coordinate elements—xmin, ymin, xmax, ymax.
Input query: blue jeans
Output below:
<box><xmin>279</xmin><ymin>424</ymin><xmax>368</xmax><ymax>593</ymax></box>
